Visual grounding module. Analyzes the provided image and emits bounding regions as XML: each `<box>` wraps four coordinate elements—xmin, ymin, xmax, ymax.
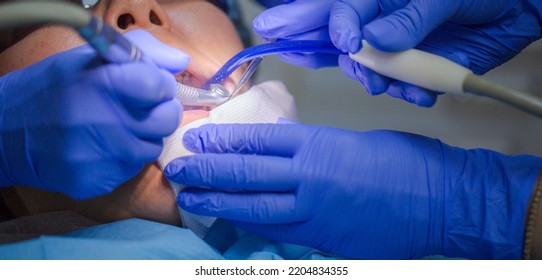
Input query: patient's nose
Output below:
<box><xmin>104</xmin><ymin>0</ymin><xmax>170</xmax><ymax>32</ymax></box>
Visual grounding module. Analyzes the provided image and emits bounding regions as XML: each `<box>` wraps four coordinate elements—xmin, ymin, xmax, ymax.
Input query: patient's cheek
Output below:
<box><xmin>181</xmin><ymin>110</ymin><xmax>209</xmax><ymax>126</ymax></box>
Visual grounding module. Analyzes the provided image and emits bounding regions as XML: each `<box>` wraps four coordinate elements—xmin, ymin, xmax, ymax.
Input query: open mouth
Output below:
<box><xmin>174</xmin><ymin>71</ymin><xmax>203</xmax><ymax>88</ymax></box>
<box><xmin>174</xmin><ymin>70</ymin><xmax>237</xmax><ymax>95</ymax></box>
<box><xmin>173</xmin><ymin>69</ymin><xmax>235</xmax><ymax>112</ymax></box>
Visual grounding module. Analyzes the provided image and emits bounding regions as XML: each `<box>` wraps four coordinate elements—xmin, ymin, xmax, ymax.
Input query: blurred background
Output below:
<box><xmin>238</xmin><ymin>1</ymin><xmax>542</xmax><ymax>157</ymax></box>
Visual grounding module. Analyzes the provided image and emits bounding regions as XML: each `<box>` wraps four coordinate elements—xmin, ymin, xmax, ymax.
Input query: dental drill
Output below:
<box><xmin>0</xmin><ymin>0</ymin><xmax>220</xmax><ymax>109</ymax></box>
<box><xmin>349</xmin><ymin>40</ymin><xmax>542</xmax><ymax>118</ymax></box>
<box><xmin>3</xmin><ymin>1</ymin><xmax>541</xmax><ymax>117</ymax></box>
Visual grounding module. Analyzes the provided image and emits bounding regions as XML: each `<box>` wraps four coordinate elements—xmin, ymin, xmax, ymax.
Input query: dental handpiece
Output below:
<box><xmin>0</xmin><ymin>1</ymin><xmax>229</xmax><ymax>110</ymax></box>
<box><xmin>207</xmin><ymin>38</ymin><xmax>542</xmax><ymax>118</ymax></box>
<box><xmin>78</xmin><ymin>17</ymin><xmax>143</xmax><ymax>64</ymax></box>
<box><xmin>349</xmin><ymin>40</ymin><xmax>542</xmax><ymax>118</ymax></box>
<box><xmin>176</xmin><ymin>83</ymin><xmax>230</xmax><ymax>111</ymax></box>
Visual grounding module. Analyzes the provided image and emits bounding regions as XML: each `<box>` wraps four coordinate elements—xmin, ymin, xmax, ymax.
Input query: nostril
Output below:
<box><xmin>117</xmin><ymin>13</ymin><xmax>135</xmax><ymax>30</ymax></box>
<box><xmin>149</xmin><ymin>10</ymin><xmax>162</xmax><ymax>26</ymax></box>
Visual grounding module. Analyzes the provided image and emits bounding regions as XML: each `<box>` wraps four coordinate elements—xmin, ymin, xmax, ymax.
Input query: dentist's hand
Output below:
<box><xmin>0</xmin><ymin>30</ymin><xmax>189</xmax><ymax>200</ymax></box>
<box><xmin>166</xmin><ymin>123</ymin><xmax>542</xmax><ymax>259</ymax></box>
<box><xmin>253</xmin><ymin>0</ymin><xmax>339</xmax><ymax>69</ymax></box>
<box><xmin>254</xmin><ymin>0</ymin><xmax>542</xmax><ymax>106</ymax></box>
<box><xmin>255</xmin><ymin>0</ymin><xmax>292</xmax><ymax>7</ymax></box>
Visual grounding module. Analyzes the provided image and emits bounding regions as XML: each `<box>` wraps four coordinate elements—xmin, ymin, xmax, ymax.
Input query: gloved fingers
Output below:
<box><xmin>99</xmin><ymin>129</ymin><xmax>164</xmax><ymax>164</ymax></box>
<box><xmin>104</xmin><ymin>64</ymin><xmax>177</xmax><ymax>111</ymax></box>
<box><xmin>277</xmin><ymin>25</ymin><xmax>332</xmax><ymax>41</ymax></box>
<box><xmin>363</xmin><ymin>1</ymin><xmax>454</xmax><ymax>52</ymax></box>
<box><xmin>330</xmin><ymin>0</ymin><xmax>380</xmax><ymax>53</ymax></box>
<box><xmin>277</xmin><ymin>52</ymin><xmax>339</xmax><ymax>69</ymax></box>
<box><xmin>165</xmin><ymin>154</ymin><xmax>299</xmax><ymax>192</ymax></box>
<box><xmin>182</xmin><ymin>123</ymin><xmax>307</xmax><ymax>157</ymax></box>
<box><xmin>60</xmin><ymin>134</ymin><xmax>149</xmax><ymax>173</ymax></box>
<box><xmin>417</xmin><ymin>37</ymin><xmax>471</xmax><ymax>69</ymax></box>
<box><xmin>339</xmin><ymin>52</ymin><xmax>439</xmax><ymax>106</ymax></box>
<box><xmin>272</xmin><ymin>28</ymin><xmax>341</xmax><ymax>69</ymax></box>
<box><xmin>253</xmin><ymin>0</ymin><xmax>336</xmax><ymax>38</ymax></box>
<box><xmin>385</xmin><ymin>81</ymin><xmax>439</xmax><ymax>107</ymax></box>
<box><xmin>256</xmin><ymin>0</ymin><xmax>294</xmax><ymax>8</ymax></box>
<box><xmin>120</xmin><ymin>99</ymin><xmax>181</xmax><ymax>139</ymax></box>
<box><xmin>177</xmin><ymin>188</ymin><xmax>300</xmax><ymax>223</ymax></box>
<box><xmin>124</xmin><ymin>138</ymin><xmax>165</xmax><ymax>163</ymax></box>
<box><xmin>123</xmin><ymin>30</ymin><xmax>190</xmax><ymax>74</ymax></box>
<box><xmin>338</xmin><ymin>55</ymin><xmax>390</xmax><ymax>95</ymax></box>
<box><xmin>51</xmin><ymin>44</ymin><xmax>97</xmax><ymax>66</ymax></box>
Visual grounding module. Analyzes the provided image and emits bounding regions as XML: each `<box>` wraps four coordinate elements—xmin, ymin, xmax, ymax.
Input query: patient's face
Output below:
<box><xmin>0</xmin><ymin>0</ymin><xmax>246</xmax><ymax>225</ymax></box>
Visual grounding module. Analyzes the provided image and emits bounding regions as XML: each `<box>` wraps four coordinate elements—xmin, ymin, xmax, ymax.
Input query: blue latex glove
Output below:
<box><xmin>254</xmin><ymin>0</ymin><xmax>542</xmax><ymax>106</ymax></box>
<box><xmin>253</xmin><ymin>0</ymin><xmax>340</xmax><ymax>69</ymax></box>
<box><xmin>166</xmin><ymin>123</ymin><xmax>542</xmax><ymax>259</ymax></box>
<box><xmin>256</xmin><ymin>0</ymin><xmax>293</xmax><ymax>8</ymax></box>
<box><xmin>0</xmin><ymin>30</ymin><xmax>189</xmax><ymax>200</ymax></box>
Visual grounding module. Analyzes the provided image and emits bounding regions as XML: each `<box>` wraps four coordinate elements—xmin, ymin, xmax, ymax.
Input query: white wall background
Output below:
<box><xmin>238</xmin><ymin>1</ymin><xmax>542</xmax><ymax>156</ymax></box>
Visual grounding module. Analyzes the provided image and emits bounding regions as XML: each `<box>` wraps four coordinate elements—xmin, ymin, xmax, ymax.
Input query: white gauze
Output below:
<box><xmin>157</xmin><ymin>80</ymin><xmax>298</xmax><ymax>238</ymax></box>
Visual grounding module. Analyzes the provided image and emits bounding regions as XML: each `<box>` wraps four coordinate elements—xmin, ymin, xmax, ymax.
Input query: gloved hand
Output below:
<box><xmin>253</xmin><ymin>0</ymin><xmax>339</xmax><ymax>69</ymax></box>
<box><xmin>0</xmin><ymin>30</ymin><xmax>189</xmax><ymax>200</ymax></box>
<box><xmin>254</xmin><ymin>0</ymin><xmax>542</xmax><ymax>106</ymax></box>
<box><xmin>256</xmin><ymin>0</ymin><xmax>293</xmax><ymax>8</ymax></box>
<box><xmin>166</xmin><ymin>123</ymin><xmax>542</xmax><ymax>259</ymax></box>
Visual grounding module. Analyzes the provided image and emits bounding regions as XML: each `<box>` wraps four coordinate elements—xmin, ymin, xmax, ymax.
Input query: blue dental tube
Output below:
<box><xmin>205</xmin><ymin>40</ymin><xmax>346</xmax><ymax>88</ymax></box>
<box><xmin>176</xmin><ymin>40</ymin><xmax>345</xmax><ymax>110</ymax></box>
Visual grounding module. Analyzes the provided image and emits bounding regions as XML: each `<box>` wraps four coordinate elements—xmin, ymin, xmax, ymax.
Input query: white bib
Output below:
<box><xmin>157</xmin><ymin>80</ymin><xmax>298</xmax><ymax>238</ymax></box>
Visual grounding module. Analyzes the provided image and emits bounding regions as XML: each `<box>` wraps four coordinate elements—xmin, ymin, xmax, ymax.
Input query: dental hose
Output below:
<box><xmin>206</xmin><ymin>40</ymin><xmax>345</xmax><ymax>87</ymax></box>
<box><xmin>463</xmin><ymin>75</ymin><xmax>542</xmax><ymax>118</ymax></box>
<box><xmin>0</xmin><ymin>1</ymin><xmax>227</xmax><ymax>111</ymax></box>
<box><xmin>2</xmin><ymin>2</ymin><xmax>541</xmax><ymax>118</ymax></box>
<box><xmin>208</xmin><ymin>39</ymin><xmax>542</xmax><ymax>118</ymax></box>
<box><xmin>347</xmin><ymin>40</ymin><xmax>542</xmax><ymax>119</ymax></box>
<box><xmin>0</xmin><ymin>1</ymin><xmax>142</xmax><ymax>63</ymax></box>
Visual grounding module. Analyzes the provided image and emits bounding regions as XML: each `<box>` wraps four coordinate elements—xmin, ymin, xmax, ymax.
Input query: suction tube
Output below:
<box><xmin>205</xmin><ymin>40</ymin><xmax>345</xmax><ymax>87</ymax></box>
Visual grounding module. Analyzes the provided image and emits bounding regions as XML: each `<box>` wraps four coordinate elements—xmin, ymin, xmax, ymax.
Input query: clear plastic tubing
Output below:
<box><xmin>205</xmin><ymin>40</ymin><xmax>346</xmax><ymax>88</ymax></box>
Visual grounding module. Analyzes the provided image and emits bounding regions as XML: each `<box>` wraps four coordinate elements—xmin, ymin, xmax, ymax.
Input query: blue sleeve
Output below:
<box><xmin>0</xmin><ymin>219</ymin><xmax>223</xmax><ymax>260</ymax></box>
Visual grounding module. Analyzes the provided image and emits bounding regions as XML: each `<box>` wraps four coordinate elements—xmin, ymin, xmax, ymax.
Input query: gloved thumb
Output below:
<box><xmin>329</xmin><ymin>0</ymin><xmax>379</xmax><ymax>53</ymax></box>
<box><xmin>124</xmin><ymin>29</ymin><xmax>190</xmax><ymax>74</ymax></box>
<box><xmin>253</xmin><ymin>0</ymin><xmax>335</xmax><ymax>38</ymax></box>
<box><xmin>363</xmin><ymin>1</ymin><xmax>454</xmax><ymax>52</ymax></box>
